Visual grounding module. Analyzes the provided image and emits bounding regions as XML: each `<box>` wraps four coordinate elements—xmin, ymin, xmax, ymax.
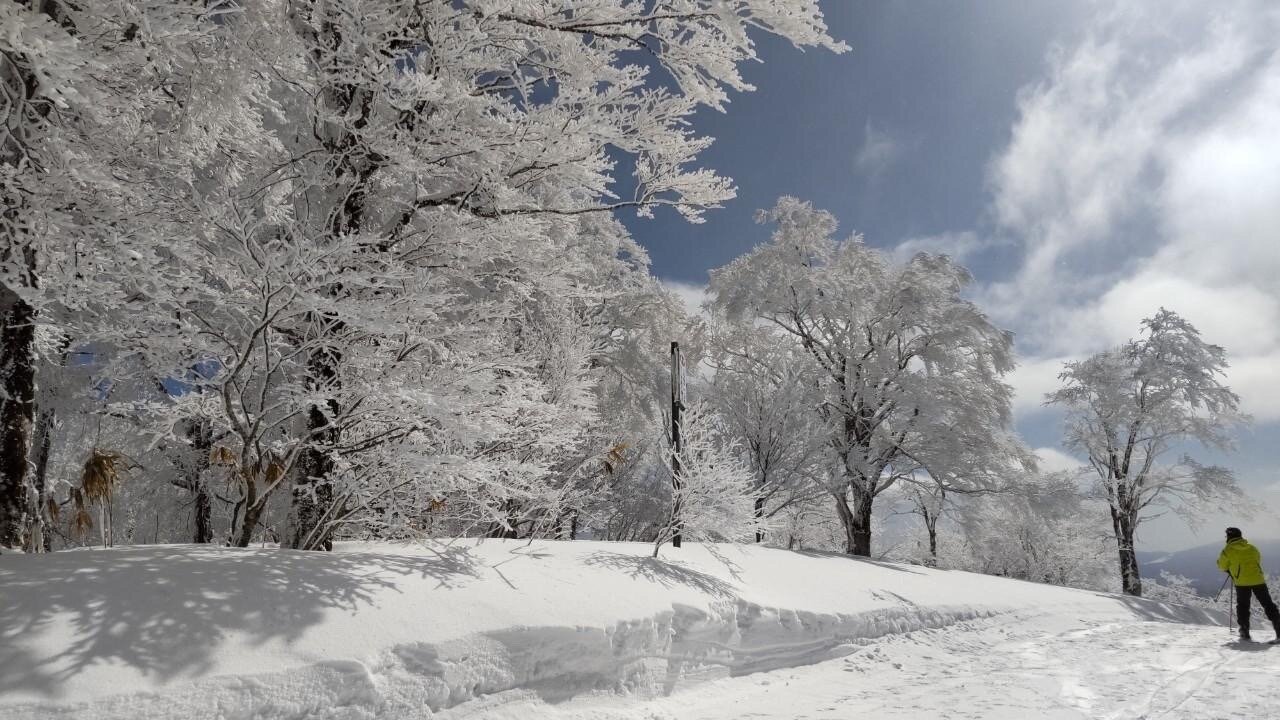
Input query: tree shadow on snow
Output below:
<box><xmin>789</xmin><ymin>549</ymin><xmax>928</xmax><ymax>575</ymax></box>
<box><xmin>583</xmin><ymin>552</ymin><xmax>738</xmax><ymax>599</ymax></box>
<box><xmin>0</xmin><ymin>543</ymin><xmax>479</xmax><ymax>699</ymax></box>
<box><xmin>1098</xmin><ymin>593</ymin><xmax>1225</xmax><ymax>626</ymax></box>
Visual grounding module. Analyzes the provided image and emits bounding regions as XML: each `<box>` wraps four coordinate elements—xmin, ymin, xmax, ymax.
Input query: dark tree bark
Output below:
<box><xmin>193</xmin><ymin>483</ymin><xmax>212</xmax><ymax>544</ymax></box>
<box><xmin>23</xmin><ymin>407</ymin><xmax>55</xmax><ymax>552</ymax></box>
<box><xmin>235</xmin><ymin>496</ymin><xmax>264</xmax><ymax>548</ymax></box>
<box><xmin>925</xmin><ymin>516</ymin><xmax>938</xmax><ymax>567</ymax></box>
<box><xmin>833</xmin><ymin>486</ymin><xmax>873</xmax><ymax>556</ymax></box>
<box><xmin>822</xmin><ymin>377</ymin><xmax>896</xmax><ymax>559</ymax></box>
<box><xmin>916</xmin><ymin>485</ymin><xmax>944</xmax><ymax>567</ymax></box>
<box><xmin>0</xmin><ymin>283</ymin><xmax>36</xmax><ymax>548</ymax></box>
<box><xmin>833</xmin><ymin>492</ymin><xmax>856</xmax><ymax>555</ymax></box>
<box><xmin>754</xmin><ymin>494</ymin><xmax>766</xmax><ymax>543</ymax></box>
<box><xmin>186</xmin><ymin>417</ymin><xmax>214</xmax><ymax>544</ymax></box>
<box><xmin>0</xmin><ymin>82</ymin><xmax>37</xmax><ymax>548</ymax></box>
<box><xmin>1111</xmin><ymin>505</ymin><xmax>1143</xmax><ymax>596</ymax></box>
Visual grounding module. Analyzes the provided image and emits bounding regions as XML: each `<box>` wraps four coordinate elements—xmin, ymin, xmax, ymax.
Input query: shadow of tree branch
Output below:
<box><xmin>0</xmin><ymin>544</ymin><xmax>479</xmax><ymax>698</ymax></box>
<box><xmin>583</xmin><ymin>551</ymin><xmax>738</xmax><ymax>599</ymax></box>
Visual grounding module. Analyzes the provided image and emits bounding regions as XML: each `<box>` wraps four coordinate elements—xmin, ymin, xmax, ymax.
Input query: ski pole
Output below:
<box><xmin>1213</xmin><ymin>571</ymin><xmax>1233</xmax><ymax>632</ymax></box>
<box><xmin>1223</xmin><ymin>573</ymin><xmax>1233</xmax><ymax>635</ymax></box>
<box><xmin>1214</xmin><ymin>575</ymin><xmax>1231</xmax><ymax>602</ymax></box>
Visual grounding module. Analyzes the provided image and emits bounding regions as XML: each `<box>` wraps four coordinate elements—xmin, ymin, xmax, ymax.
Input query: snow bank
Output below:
<box><xmin>0</xmin><ymin>541</ymin><xmax>1220</xmax><ymax>718</ymax></box>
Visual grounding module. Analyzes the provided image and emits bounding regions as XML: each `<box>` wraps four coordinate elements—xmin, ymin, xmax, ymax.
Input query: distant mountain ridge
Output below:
<box><xmin>1139</xmin><ymin>539</ymin><xmax>1280</xmax><ymax>595</ymax></box>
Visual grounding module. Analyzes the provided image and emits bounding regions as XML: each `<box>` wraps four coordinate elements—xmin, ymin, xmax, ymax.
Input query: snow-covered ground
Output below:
<box><xmin>470</xmin><ymin>614</ymin><xmax>1275</xmax><ymax>720</ymax></box>
<box><xmin>0</xmin><ymin>540</ymin><xmax>1268</xmax><ymax>719</ymax></box>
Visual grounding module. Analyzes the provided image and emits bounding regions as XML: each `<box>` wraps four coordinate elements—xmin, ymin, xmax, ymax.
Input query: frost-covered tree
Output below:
<box><xmin>955</xmin><ymin>472</ymin><xmax>1113</xmax><ymax>591</ymax></box>
<box><xmin>1145</xmin><ymin>571</ymin><xmax>1219</xmax><ymax>613</ymax></box>
<box><xmin>654</xmin><ymin>399</ymin><xmax>762</xmax><ymax>556</ymax></box>
<box><xmin>225</xmin><ymin>0</ymin><xmax>845</xmax><ymax>547</ymax></box>
<box><xmin>898</xmin><ymin>477</ymin><xmax>949</xmax><ymax>566</ymax></box>
<box><xmin>709</xmin><ymin>197</ymin><xmax>1026</xmax><ymax>556</ymax></box>
<box><xmin>706</xmin><ymin>318</ymin><xmax>826</xmax><ymax>542</ymax></box>
<box><xmin>0</xmin><ymin>1</ymin><xmax>229</xmax><ymax>549</ymax></box>
<box><xmin>1047</xmin><ymin>309</ymin><xmax>1246</xmax><ymax>596</ymax></box>
<box><xmin>8</xmin><ymin>0</ymin><xmax>845</xmax><ymax>551</ymax></box>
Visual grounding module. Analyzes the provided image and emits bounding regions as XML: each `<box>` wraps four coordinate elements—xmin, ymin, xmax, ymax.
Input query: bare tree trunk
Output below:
<box><xmin>100</xmin><ymin>493</ymin><xmax>113</xmax><ymax>547</ymax></box>
<box><xmin>193</xmin><ymin>484</ymin><xmax>212</xmax><ymax>544</ymax></box>
<box><xmin>22</xmin><ymin>407</ymin><xmax>54</xmax><ymax>552</ymax></box>
<box><xmin>926</xmin><ymin>521</ymin><xmax>938</xmax><ymax>567</ymax></box>
<box><xmin>754</xmin><ymin>494</ymin><xmax>766</xmax><ymax>543</ymax></box>
<box><xmin>670</xmin><ymin>351</ymin><xmax>684</xmax><ymax>550</ymax></box>
<box><xmin>230</xmin><ymin>468</ymin><xmax>257</xmax><ymax>547</ymax></box>
<box><xmin>1111</xmin><ymin>504</ymin><xmax>1143</xmax><ymax>596</ymax></box>
<box><xmin>282</xmin><ymin>353</ymin><xmax>337</xmax><ymax>548</ymax></box>
<box><xmin>236</xmin><ymin>499</ymin><xmax>265</xmax><ymax>548</ymax></box>
<box><xmin>833</xmin><ymin>486</ymin><xmax>873</xmax><ymax>556</ymax></box>
<box><xmin>186</xmin><ymin>417</ymin><xmax>214</xmax><ymax>544</ymax></box>
<box><xmin>25</xmin><ymin>336</ymin><xmax>71</xmax><ymax>551</ymax></box>
<box><xmin>831</xmin><ymin>491</ymin><xmax>854</xmax><ymax>555</ymax></box>
<box><xmin>852</xmin><ymin>489</ymin><xmax>873</xmax><ymax>557</ymax></box>
<box><xmin>923</xmin><ymin>506</ymin><xmax>939</xmax><ymax>567</ymax></box>
<box><xmin>0</xmin><ymin>277</ymin><xmax>36</xmax><ymax>549</ymax></box>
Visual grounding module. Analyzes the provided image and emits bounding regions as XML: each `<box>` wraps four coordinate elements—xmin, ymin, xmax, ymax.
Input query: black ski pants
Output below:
<box><xmin>1235</xmin><ymin>583</ymin><xmax>1280</xmax><ymax>634</ymax></box>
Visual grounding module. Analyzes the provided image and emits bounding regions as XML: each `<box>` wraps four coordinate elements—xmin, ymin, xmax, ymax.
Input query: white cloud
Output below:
<box><xmin>983</xmin><ymin>0</ymin><xmax>1280</xmax><ymax>426</ymax></box>
<box><xmin>891</xmin><ymin>231</ymin><xmax>989</xmax><ymax>266</ymax></box>
<box><xmin>854</xmin><ymin>120</ymin><xmax>900</xmax><ymax>176</ymax></box>
<box><xmin>1088</xmin><ymin>274</ymin><xmax>1280</xmax><ymax>353</ymax></box>
<box><xmin>1007</xmin><ymin>355</ymin><xmax>1075</xmax><ymax>418</ymax></box>
<box><xmin>1227</xmin><ymin>355</ymin><xmax>1280</xmax><ymax>423</ymax></box>
<box><xmin>661</xmin><ymin>280</ymin><xmax>710</xmax><ymax>319</ymax></box>
<box><xmin>1034</xmin><ymin>447</ymin><xmax>1085</xmax><ymax>475</ymax></box>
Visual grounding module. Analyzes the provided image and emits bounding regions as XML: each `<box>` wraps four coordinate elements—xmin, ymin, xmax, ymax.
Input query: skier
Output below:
<box><xmin>1217</xmin><ymin>527</ymin><xmax>1280</xmax><ymax>643</ymax></box>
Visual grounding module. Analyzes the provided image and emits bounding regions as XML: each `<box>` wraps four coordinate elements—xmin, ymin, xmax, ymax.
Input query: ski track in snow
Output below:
<box><xmin>18</xmin><ymin>614</ymin><xmax>1264</xmax><ymax>720</ymax></box>
<box><xmin>463</xmin><ymin>618</ymin><xmax>1280</xmax><ymax>720</ymax></box>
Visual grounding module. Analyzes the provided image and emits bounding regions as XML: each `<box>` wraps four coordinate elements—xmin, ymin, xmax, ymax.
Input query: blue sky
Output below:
<box><xmin>623</xmin><ymin>1</ymin><xmax>1280</xmax><ymax>551</ymax></box>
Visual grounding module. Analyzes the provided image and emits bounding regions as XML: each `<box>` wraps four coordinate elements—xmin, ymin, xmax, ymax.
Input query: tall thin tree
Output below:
<box><xmin>1047</xmin><ymin>309</ymin><xmax>1245</xmax><ymax>596</ymax></box>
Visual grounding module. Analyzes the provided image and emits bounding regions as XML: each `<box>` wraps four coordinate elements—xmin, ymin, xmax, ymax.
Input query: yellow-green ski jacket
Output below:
<box><xmin>1218</xmin><ymin>538</ymin><xmax>1268</xmax><ymax>586</ymax></box>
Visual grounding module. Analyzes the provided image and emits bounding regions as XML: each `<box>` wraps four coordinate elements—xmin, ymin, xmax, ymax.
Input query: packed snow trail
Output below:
<box><xmin>0</xmin><ymin>540</ymin><xmax>1249</xmax><ymax>719</ymax></box>
<box><xmin>462</xmin><ymin>617</ymin><xmax>1275</xmax><ymax>720</ymax></box>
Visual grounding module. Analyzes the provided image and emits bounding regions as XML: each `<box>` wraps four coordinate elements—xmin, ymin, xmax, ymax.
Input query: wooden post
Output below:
<box><xmin>670</xmin><ymin>341</ymin><xmax>684</xmax><ymax>548</ymax></box>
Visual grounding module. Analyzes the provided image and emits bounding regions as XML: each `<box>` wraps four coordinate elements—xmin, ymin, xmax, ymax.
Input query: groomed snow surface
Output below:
<box><xmin>1</xmin><ymin>540</ymin><xmax>1272</xmax><ymax>719</ymax></box>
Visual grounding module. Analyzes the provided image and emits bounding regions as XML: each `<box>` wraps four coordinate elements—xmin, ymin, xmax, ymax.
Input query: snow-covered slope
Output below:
<box><xmin>0</xmin><ymin>541</ymin><xmax>1234</xmax><ymax>719</ymax></box>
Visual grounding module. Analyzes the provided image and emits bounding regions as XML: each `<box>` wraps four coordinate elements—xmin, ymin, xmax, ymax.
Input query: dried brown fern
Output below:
<box><xmin>602</xmin><ymin>442</ymin><xmax>629</xmax><ymax>476</ymax></box>
<box><xmin>209</xmin><ymin>446</ymin><xmax>236</xmax><ymax>466</ymax></box>
<box><xmin>81</xmin><ymin>449</ymin><xmax>124</xmax><ymax>504</ymax></box>
<box><xmin>265</xmin><ymin>460</ymin><xmax>285</xmax><ymax>485</ymax></box>
<box><xmin>72</xmin><ymin>508</ymin><xmax>94</xmax><ymax>537</ymax></box>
